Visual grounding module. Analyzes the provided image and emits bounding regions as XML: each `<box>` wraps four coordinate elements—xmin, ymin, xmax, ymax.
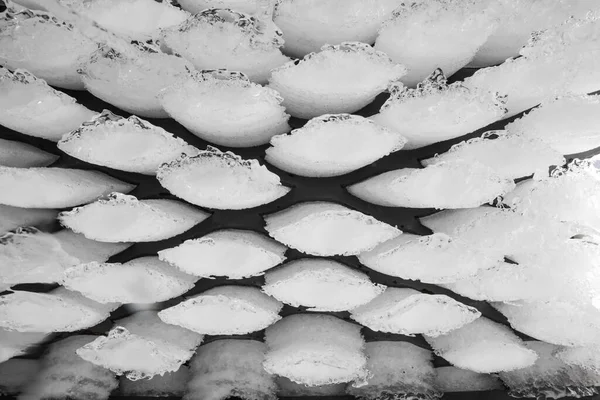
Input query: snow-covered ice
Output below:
<box><xmin>0</xmin><ymin>328</ymin><xmax>47</xmax><ymax>363</ymax></box>
<box><xmin>0</xmin><ymin>68</ymin><xmax>96</xmax><ymax>141</ymax></box>
<box><xmin>265</xmin><ymin>114</ymin><xmax>406</xmax><ymax>177</ymax></box>
<box><xmin>0</xmin><ymin>138</ymin><xmax>58</xmax><ymax>168</ymax></box>
<box><xmin>159</xmin><ymin>285</ymin><xmax>282</xmax><ymax>335</ymax></box>
<box><xmin>58</xmin><ymin>111</ymin><xmax>200</xmax><ymax>175</ymax></box>
<box><xmin>370</xmin><ymin>70</ymin><xmax>507</xmax><ymax>149</ymax></box>
<box><xmin>264</xmin><ymin>202</ymin><xmax>401</xmax><ymax>256</ymax></box>
<box><xmin>434</xmin><ymin>366</ymin><xmax>503</xmax><ymax>392</ymax></box>
<box><xmin>159</xmin><ymin>70</ymin><xmax>290</xmax><ymax>147</ymax></box>
<box><xmin>119</xmin><ymin>365</ymin><xmax>189</xmax><ymax>398</ymax></box>
<box><xmin>158</xmin><ymin>229</ymin><xmax>287</xmax><ymax>279</ymax></box>
<box><xmin>263</xmin><ymin>314</ymin><xmax>368</xmax><ymax>386</ymax></box>
<box><xmin>0</xmin><ymin>205</ymin><xmax>57</xmax><ymax>234</ymax></box>
<box><xmin>59</xmin><ymin>193</ymin><xmax>209</xmax><ymax>243</ymax></box>
<box><xmin>157</xmin><ymin>148</ymin><xmax>290</xmax><ymax>210</ymax></box>
<box><xmin>160</xmin><ymin>8</ymin><xmax>290</xmax><ymax>84</ymax></box>
<box><xmin>0</xmin><ymin>359</ymin><xmax>41</xmax><ymax>396</ymax></box>
<box><xmin>350</xmin><ymin>287</ymin><xmax>481</xmax><ymax>337</ymax></box>
<box><xmin>262</xmin><ymin>259</ymin><xmax>384</xmax><ymax>312</ymax></box>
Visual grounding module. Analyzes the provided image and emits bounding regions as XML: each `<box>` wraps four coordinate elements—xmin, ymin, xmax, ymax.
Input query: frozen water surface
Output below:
<box><xmin>371</xmin><ymin>70</ymin><xmax>507</xmax><ymax>149</ymax></box>
<box><xmin>435</xmin><ymin>367</ymin><xmax>503</xmax><ymax>392</ymax></box>
<box><xmin>158</xmin><ymin>229</ymin><xmax>287</xmax><ymax>279</ymax></box>
<box><xmin>58</xmin><ymin>111</ymin><xmax>200</xmax><ymax>175</ymax></box>
<box><xmin>0</xmin><ymin>329</ymin><xmax>47</xmax><ymax>364</ymax></box>
<box><xmin>59</xmin><ymin>193</ymin><xmax>209</xmax><ymax>243</ymax></box>
<box><xmin>0</xmin><ymin>8</ymin><xmax>98</xmax><ymax>90</ymax></box>
<box><xmin>185</xmin><ymin>339</ymin><xmax>277</xmax><ymax>400</ymax></box>
<box><xmin>350</xmin><ymin>287</ymin><xmax>481</xmax><ymax>336</ymax></box>
<box><xmin>178</xmin><ymin>0</ymin><xmax>263</xmax><ymax>15</ymax></box>
<box><xmin>348</xmin><ymin>160</ymin><xmax>515</xmax><ymax>209</ymax></box>
<box><xmin>119</xmin><ymin>365</ymin><xmax>189</xmax><ymax>397</ymax></box>
<box><xmin>0</xmin><ymin>138</ymin><xmax>58</xmax><ymax>168</ymax></box>
<box><xmin>422</xmin><ymin>131</ymin><xmax>565</xmax><ymax>180</ymax></box>
<box><xmin>268</xmin><ymin>42</ymin><xmax>406</xmax><ymax>119</ymax></box>
<box><xmin>0</xmin><ymin>68</ymin><xmax>96</xmax><ymax>141</ymax></box>
<box><xmin>0</xmin><ymin>166</ymin><xmax>135</xmax><ymax>209</ymax></box>
<box><xmin>264</xmin><ymin>202</ymin><xmax>401</xmax><ymax>256</ymax></box>
<box><xmin>276</xmin><ymin>377</ymin><xmax>346</xmax><ymax>397</ymax></box>
<box><xmin>159</xmin><ymin>70</ymin><xmax>290</xmax><ymax>147</ymax></box>
<box><xmin>374</xmin><ymin>0</ymin><xmax>497</xmax><ymax>87</ymax></box>
<box><xmin>0</xmin><ymin>359</ymin><xmax>41</xmax><ymax>395</ymax></box>
<box><xmin>425</xmin><ymin>317</ymin><xmax>538</xmax><ymax>373</ymax></box>
<box><xmin>265</xmin><ymin>114</ymin><xmax>406</xmax><ymax>177</ymax></box>
<box><xmin>62</xmin><ymin>256</ymin><xmax>198</xmax><ymax>304</ymax></box>
<box><xmin>347</xmin><ymin>341</ymin><xmax>441</xmax><ymax>400</ymax></box>
<box><xmin>160</xmin><ymin>8</ymin><xmax>290</xmax><ymax>84</ymax></box>
<box><xmin>157</xmin><ymin>147</ymin><xmax>290</xmax><ymax>210</ymax></box>
<box><xmin>158</xmin><ymin>285</ymin><xmax>282</xmax><ymax>335</ymax></box>
<box><xmin>79</xmin><ymin>43</ymin><xmax>195</xmax><ymax>119</ymax></box>
<box><xmin>262</xmin><ymin>259</ymin><xmax>384</xmax><ymax>312</ymax></box>
<box><xmin>0</xmin><ymin>205</ymin><xmax>57</xmax><ymax>234</ymax></box>
<box><xmin>556</xmin><ymin>346</ymin><xmax>600</xmax><ymax>374</ymax></box>
<box><xmin>263</xmin><ymin>314</ymin><xmax>368</xmax><ymax>386</ymax></box>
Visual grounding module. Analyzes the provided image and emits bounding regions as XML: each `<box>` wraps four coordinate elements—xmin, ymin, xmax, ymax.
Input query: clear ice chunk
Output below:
<box><xmin>0</xmin><ymin>359</ymin><xmax>41</xmax><ymax>396</ymax></box>
<box><xmin>160</xmin><ymin>8</ymin><xmax>290</xmax><ymax>84</ymax></box>
<box><xmin>62</xmin><ymin>256</ymin><xmax>198</xmax><ymax>304</ymax></box>
<box><xmin>0</xmin><ymin>68</ymin><xmax>96</xmax><ymax>141</ymax></box>
<box><xmin>273</xmin><ymin>0</ymin><xmax>404</xmax><ymax>58</ymax></box>
<box><xmin>58</xmin><ymin>111</ymin><xmax>200</xmax><ymax>175</ymax></box>
<box><xmin>424</xmin><ymin>317</ymin><xmax>538</xmax><ymax>373</ymax></box>
<box><xmin>347</xmin><ymin>341</ymin><xmax>441</xmax><ymax>400</ymax></box>
<box><xmin>263</xmin><ymin>201</ymin><xmax>401</xmax><ymax>256</ymax></box>
<box><xmin>499</xmin><ymin>341</ymin><xmax>600</xmax><ymax>399</ymax></box>
<box><xmin>268</xmin><ymin>42</ymin><xmax>407</xmax><ymax>119</ymax></box>
<box><xmin>265</xmin><ymin>114</ymin><xmax>406</xmax><ymax>177</ymax></box>
<box><xmin>556</xmin><ymin>346</ymin><xmax>600</xmax><ymax>374</ymax></box>
<box><xmin>350</xmin><ymin>287</ymin><xmax>481</xmax><ymax>337</ymax></box>
<box><xmin>374</xmin><ymin>0</ymin><xmax>497</xmax><ymax>87</ymax></box>
<box><xmin>263</xmin><ymin>314</ymin><xmax>368</xmax><ymax>386</ymax></box>
<box><xmin>18</xmin><ymin>335</ymin><xmax>118</xmax><ymax>400</ymax></box>
<box><xmin>158</xmin><ymin>285</ymin><xmax>283</xmax><ymax>335</ymax></box>
<box><xmin>0</xmin><ymin>205</ymin><xmax>57</xmax><ymax>234</ymax></box>
<box><xmin>0</xmin><ymin>8</ymin><xmax>99</xmax><ymax>90</ymax></box>
<box><xmin>347</xmin><ymin>160</ymin><xmax>515</xmax><ymax>209</ymax></box>
<box><xmin>158</xmin><ymin>229</ymin><xmax>287</xmax><ymax>279</ymax></box>
<box><xmin>0</xmin><ymin>287</ymin><xmax>119</xmax><ymax>333</ymax></box>
<box><xmin>276</xmin><ymin>377</ymin><xmax>346</xmax><ymax>397</ymax></box>
<box><xmin>59</xmin><ymin>192</ymin><xmax>209</xmax><ymax>243</ymax></box>
<box><xmin>156</xmin><ymin>147</ymin><xmax>290</xmax><ymax>210</ymax></box>
<box><xmin>0</xmin><ymin>166</ymin><xmax>135</xmax><ymax>209</ymax></box>
<box><xmin>434</xmin><ymin>366</ymin><xmax>503</xmax><ymax>392</ymax></box>
<box><xmin>158</xmin><ymin>70</ymin><xmax>290</xmax><ymax>147</ymax></box>
<box><xmin>76</xmin><ymin>311</ymin><xmax>203</xmax><ymax>381</ymax></box>
<box><xmin>421</xmin><ymin>131</ymin><xmax>565</xmax><ymax>180</ymax></box>
<box><xmin>0</xmin><ymin>138</ymin><xmax>58</xmax><ymax>168</ymax></box>
<box><xmin>185</xmin><ymin>339</ymin><xmax>277</xmax><ymax>400</ymax></box>
<box><xmin>178</xmin><ymin>0</ymin><xmax>263</xmax><ymax>15</ymax></box>
<box><xmin>119</xmin><ymin>365</ymin><xmax>189</xmax><ymax>397</ymax></box>
<box><xmin>505</xmin><ymin>95</ymin><xmax>600</xmax><ymax>155</ymax></box>
<box><xmin>78</xmin><ymin>43</ymin><xmax>195</xmax><ymax>119</ymax></box>
<box><xmin>0</xmin><ymin>328</ymin><xmax>47</xmax><ymax>363</ymax></box>
<box><xmin>358</xmin><ymin>233</ymin><xmax>502</xmax><ymax>284</ymax></box>
<box><xmin>370</xmin><ymin>70</ymin><xmax>507</xmax><ymax>149</ymax></box>
<box><xmin>262</xmin><ymin>258</ymin><xmax>384</xmax><ymax>312</ymax></box>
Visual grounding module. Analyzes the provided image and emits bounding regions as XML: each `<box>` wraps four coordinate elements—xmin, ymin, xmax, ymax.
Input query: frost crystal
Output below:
<box><xmin>0</xmin><ymin>205</ymin><xmax>57</xmax><ymax>234</ymax></box>
<box><xmin>58</xmin><ymin>111</ymin><xmax>200</xmax><ymax>175</ymax></box>
<box><xmin>264</xmin><ymin>202</ymin><xmax>401</xmax><ymax>256</ymax></box>
<box><xmin>158</xmin><ymin>229</ymin><xmax>287</xmax><ymax>279</ymax></box>
<box><xmin>119</xmin><ymin>365</ymin><xmax>189</xmax><ymax>398</ymax></box>
<box><xmin>434</xmin><ymin>367</ymin><xmax>503</xmax><ymax>392</ymax></box>
<box><xmin>157</xmin><ymin>147</ymin><xmax>290</xmax><ymax>210</ymax></box>
<box><xmin>59</xmin><ymin>193</ymin><xmax>209</xmax><ymax>243</ymax></box>
<box><xmin>265</xmin><ymin>114</ymin><xmax>406</xmax><ymax>177</ymax></box>
<box><xmin>159</xmin><ymin>285</ymin><xmax>282</xmax><ymax>335</ymax></box>
<box><xmin>159</xmin><ymin>70</ymin><xmax>290</xmax><ymax>147</ymax></box>
<box><xmin>0</xmin><ymin>138</ymin><xmax>58</xmax><ymax>168</ymax></box>
<box><xmin>0</xmin><ymin>329</ymin><xmax>47</xmax><ymax>364</ymax></box>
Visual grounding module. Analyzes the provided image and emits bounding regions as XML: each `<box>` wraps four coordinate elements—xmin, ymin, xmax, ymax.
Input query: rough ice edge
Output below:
<box><xmin>0</xmin><ymin>67</ymin><xmax>80</xmax><ymax>108</ymax></box>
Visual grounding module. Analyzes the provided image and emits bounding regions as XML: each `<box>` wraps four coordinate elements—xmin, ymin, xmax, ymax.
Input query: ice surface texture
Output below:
<box><xmin>58</xmin><ymin>111</ymin><xmax>200</xmax><ymax>175</ymax></box>
<box><xmin>371</xmin><ymin>70</ymin><xmax>507</xmax><ymax>150</ymax></box>
<box><xmin>374</xmin><ymin>0</ymin><xmax>497</xmax><ymax>87</ymax></box>
<box><xmin>276</xmin><ymin>377</ymin><xmax>346</xmax><ymax>397</ymax></box>
<box><xmin>0</xmin><ymin>138</ymin><xmax>58</xmax><ymax>168</ymax></box>
<box><xmin>59</xmin><ymin>192</ymin><xmax>209</xmax><ymax>242</ymax></box>
<box><xmin>158</xmin><ymin>285</ymin><xmax>283</xmax><ymax>335</ymax></box>
<box><xmin>268</xmin><ymin>42</ymin><xmax>406</xmax><ymax>119</ymax></box>
<box><xmin>0</xmin><ymin>166</ymin><xmax>135</xmax><ymax>209</ymax></box>
<box><xmin>263</xmin><ymin>314</ymin><xmax>368</xmax><ymax>386</ymax></box>
<box><xmin>158</xmin><ymin>229</ymin><xmax>287</xmax><ymax>279</ymax></box>
<box><xmin>178</xmin><ymin>0</ymin><xmax>263</xmax><ymax>15</ymax></box>
<box><xmin>157</xmin><ymin>147</ymin><xmax>290</xmax><ymax>210</ymax></box>
<box><xmin>119</xmin><ymin>365</ymin><xmax>189</xmax><ymax>397</ymax></box>
<box><xmin>435</xmin><ymin>367</ymin><xmax>503</xmax><ymax>392</ymax></box>
<box><xmin>0</xmin><ymin>68</ymin><xmax>96</xmax><ymax>140</ymax></box>
<box><xmin>262</xmin><ymin>258</ymin><xmax>384</xmax><ymax>311</ymax></box>
<box><xmin>265</xmin><ymin>114</ymin><xmax>406</xmax><ymax>177</ymax></box>
<box><xmin>160</xmin><ymin>8</ymin><xmax>290</xmax><ymax>84</ymax></box>
<box><xmin>350</xmin><ymin>287</ymin><xmax>481</xmax><ymax>336</ymax></box>
<box><xmin>184</xmin><ymin>339</ymin><xmax>277</xmax><ymax>400</ymax></box>
<box><xmin>0</xmin><ymin>329</ymin><xmax>47</xmax><ymax>363</ymax></box>
<box><xmin>0</xmin><ymin>205</ymin><xmax>57</xmax><ymax>234</ymax></box>
<box><xmin>0</xmin><ymin>8</ymin><xmax>98</xmax><ymax>90</ymax></box>
<box><xmin>264</xmin><ymin>202</ymin><xmax>401</xmax><ymax>256</ymax></box>
<box><xmin>159</xmin><ymin>70</ymin><xmax>290</xmax><ymax>147</ymax></box>
<box><xmin>0</xmin><ymin>359</ymin><xmax>41</xmax><ymax>396</ymax></box>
